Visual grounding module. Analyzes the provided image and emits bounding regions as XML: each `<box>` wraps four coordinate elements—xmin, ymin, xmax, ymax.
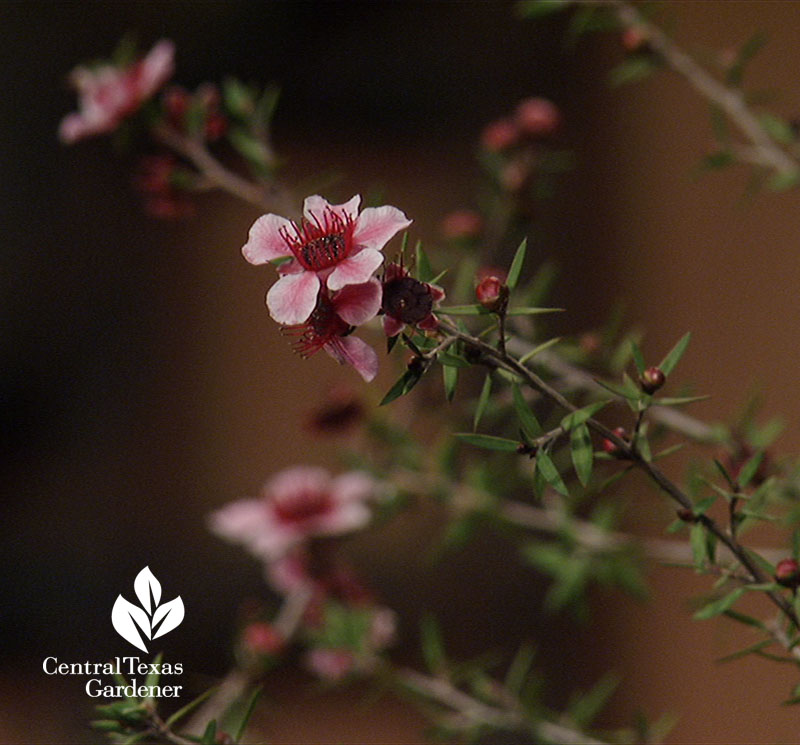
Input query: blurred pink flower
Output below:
<box><xmin>380</xmin><ymin>262</ymin><xmax>444</xmax><ymax>338</ymax></box>
<box><xmin>514</xmin><ymin>97</ymin><xmax>561</xmax><ymax>138</ymax></box>
<box><xmin>59</xmin><ymin>40</ymin><xmax>175</xmax><ymax>143</ymax></box>
<box><xmin>481</xmin><ymin>118</ymin><xmax>519</xmax><ymax>152</ymax></box>
<box><xmin>283</xmin><ymin>281</ymin><xmax>381</xmax><ymax>382</ymax></box>
<box><xmin>209</xmin><ymin>466</ymin><xmax>377</xmax><ymax>561</ymax></box>
<box><xmin>305</xmin><ymin>648</ymin><xmax>357</xmax><ymax>681</ymax></box>
<box><xmin>440</xmin><ymin>209</ymin><xmax>483</xmax><ymax>240</ymax></box>
<box><xmin>242</xmin><ymin>195</ymin><xmax>411</xmax><ymax>325</ymax></box>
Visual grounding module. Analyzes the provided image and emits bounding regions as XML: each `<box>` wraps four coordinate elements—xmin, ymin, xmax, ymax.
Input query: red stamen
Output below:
<box><xmin>279</xmin><ymin>208</ymin><xmax>354</xmax><ymax>272</ymax></box>
<box><xmin>283</xmin><ymin>292</ymin><xmax>353</xmax><ymax>358</ymax></box>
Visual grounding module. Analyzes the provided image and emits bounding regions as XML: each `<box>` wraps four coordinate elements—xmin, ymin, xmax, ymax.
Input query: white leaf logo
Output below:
<box><xmin>112</xmin><ymin>566</ymin><xmax>184</xmax><ymax>652</ymax></box>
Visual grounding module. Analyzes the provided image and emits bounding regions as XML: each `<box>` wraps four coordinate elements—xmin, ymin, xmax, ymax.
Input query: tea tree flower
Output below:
<box><xmin>59</xmin><ymin>40</ymin><xmax>175</xmax><ymax>144</ymax></box>
<box><xmin>209</xmin><ymin>466</ymin><xmax>377</xmax><ymax>561</ymax></box>
<box><xmin>242</xmin><ymin>195</ymin><xmax>411</xmax><ymax>325</ymax></box>
<box><xmin>380</xmin><ymin>262</ymin><xmax>444</xmax><ymax>337</ymax></box>
<box><xmin>284</xmin><ymin>281</ymin><xmax>381</xmax><ymax>382</ymax></box>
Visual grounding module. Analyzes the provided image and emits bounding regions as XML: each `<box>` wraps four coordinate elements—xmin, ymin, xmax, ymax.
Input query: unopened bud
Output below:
<box><xmin>515</xmin><ymin>97</ymin><xmax>561</xmax><ymax>138</ymax></box>
<box><xmin>640</xmin><ymin>366</ymin><xmax>666</xmax><ymax>394</ymax></box>
<box><xmin>621</xmin><ymin>27</ymin><xmax>651</xmax><ymax>54</ymax></box>
<box><xmin>242</xmin><ymin>622</ymin><xmax>284</xmax><ymax>656</ymax></box>
<box><xmin>775</xmin><ymin>558</ymin><xmax>800</xmax><ymax>589</ymax></box>
<box><xmin>475</xmin><ymin>275</ymin><xmax>509</xmax><ymax>312</ymax></box>
<box><xmin>602</xmin><ymin>427</ymin><xmax>628</xmax><ymax>457</ymax></box>
<box><xmin>481</xmin><ymin>118</ymin><xmax>519</xmax><ymax>152</ymax></box>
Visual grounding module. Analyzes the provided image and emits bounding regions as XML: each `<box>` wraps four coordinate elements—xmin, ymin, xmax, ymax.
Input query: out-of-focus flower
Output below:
<box><xmin>162</xmin><ymin>83</ymin><xmax>227</xmax><ymax>142</ymax></box>
<box><xmin>283</xmin><ymin>282</ymin><xmax>381</xmax><ymax>382</ymax></box>
<box><xmin>440</xmin><ymin>210</ymin><xmax>483</xmax><ymax>240</ymax></box>
<box><xmin>59</xmin><ymin>40</ymin><xmax>175</xmax><ymax>143</ymax></box>
<box><xmin>242</xmin><ymin>195</ymin><xmax>411</xmax><ymax>325</ymax></box>
<box><xmin>380</xmin><ymin>262</ymin><xmax>444</xmax><ymax>337</ymax></box>
<box><xmin>305</xmin><ymin>648</ymin><xmax>357</xmax><ymax>681</ymax></box>
<box><xmin>209</xmin><ymin>466</ymin><xmax>377</xmax><ymax>561</ymax></box>
<box><xmin>481</xmin><ymin>118</ymin><xmax>519</xmax><ymax>152</ymax></box>
<box><xmin>305</xmin><ymin>386</ymin><xmax>365</xmax><ymax>435</ymax></box>
<box><xmin>514</xmin><ymin>97</ymin><xmax>561</xmax><ymax>138</ymax></box>
<box><xmin>134</xmin><ymin>154</ymin><xmax>194</xmax><ymax>219</ymax></box>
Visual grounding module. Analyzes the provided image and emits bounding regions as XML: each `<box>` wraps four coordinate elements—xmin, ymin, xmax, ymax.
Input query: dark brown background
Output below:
<box><xmin>3</xmin><ymin>1</ymin><xmax>800</xmax><ymax>742</ymax></box>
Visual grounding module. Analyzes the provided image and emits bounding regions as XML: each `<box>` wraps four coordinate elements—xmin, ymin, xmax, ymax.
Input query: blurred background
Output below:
<box><xmin>4</xmin><ymin>1</ymin><xmax>800</xmax><ymax>742</ymax></box>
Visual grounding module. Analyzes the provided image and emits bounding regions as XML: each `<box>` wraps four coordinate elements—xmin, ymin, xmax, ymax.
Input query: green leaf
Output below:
<box><xmin>454</xmin><ymin>433</ymin><xmax>520</xmax><ymax>452</ymax></box>
<box><xmin>228</xmin><ymin>126</ymin><xmax>271</xmax><ymax>168</ymax></box>
<box><xmin>693</xmin><ymin>588</ymin><xmax>746</xmax><ymax>620</ymax></box>
<box><xmin>726</xmin><ymin>31</ymin><xmax>767</xmax><ymax>86</ymax></box>
<box><xmin>690</xmin><ymin>523</ymin><xmax>707</xmax><ymax>568</ymax></box>
<box><xmin>416</xmin><ymin>240</ymin><xmax>434</xmax><ymax>282</ymax></box>
<box><xmin>223</xmin><ymin>77</ymin><xmax>255</xmax><ymax>118</ymax></box>
<box><xmin>512</xmin><ymin>383</ymin><xmax>543</xmax><ymax>441</ymax></box>
<box><xmin>442</xmin><ymin>365</ymin><xmax>458</xmax><ymax>402</ymax></box>
<box><xmin>473</xmin><ymin>374</ymin><xmax>492</xmax><ymax>431</ymax></box>
<box><xmin>630</xmin><ymin>341</ymin><xmax>646</xmax><ymax>376</ymax></box>
<box><xmin>760</xmin><ymin>113</ymin><xmax>796</xmax><ymax>145</ymax></box>
<box><xmin>717</xmin><ymin>638</ymin><xmax>773</xmax><ymax>664</ymax></box>
<box><xmin>506</xmin><ymin>237</ymin><xmax>528</xmax><ymax>290</ymax></box>
<box><xmin>722</xmin><ymin>609</ymin><xmax>767</xmax><ymax>631</ymax></box>
<box><xmin>165</xmin><ymin>686</ymin><xmax>217</xmax><ymax>728</ymax></box>
<box><xmin>654</xmin><ymin>395</ymin><xmax>710</xmax><ymax>406</ymax></box>
<box><xmin>737</xmin><ymin>451</ymin><xmax>764</xmax><ymax>488</ymax></box>
<box><xmin>570</xmin><ymin>674</ymin><xmax>620</xmax><ymax>728</ymax></box>
<box><xmin>658</xmin><ymin>332</ymin><xmax>691</xmax><ymax>376</ymax></box>
<box><xmin>201</xmin><ymin>719</ymin><xmax>217</xmax><ymax>745</ymax></box>
<box><xmin>768</xmin><ymin>170</ymin><xmax>800</xmax><ymax>192</ymax></box>
<box><xmin>570</xmin><ymin>424</ymin><xmax>593</xmax><ymax>487</ymax></box>
<box><xmin>506</xmin><ymin>306</ymin><xmax>564</xmax><ymax>316</ymax></box>
<box><xmin>594</xmin><ymin>377</ymin><xmax>640</xmax><ymax>400</ymax></box>
<box><xmin>560</xmin><ymin>401</ymin><xmax>610</xmax><ymax>431</ymax></box>
<box><xmin>535</xmin><ymin>451</ymin><xmax>569</xmax><ymax>496</ymax></box>
<box><xmin>516</xmin><ymin>0</ymin><xmax>571</xmax><ymax>18</ymax></box>
<box><xmin>519</xmin><ymin>337</ymin><xmax>561</xmax><ymax>365</ymax></box>
<box><xmin>255</xmin><ymin>84</ymin><xmax>280</xmax><ymax>128</ymax></box>
<box><xmin>233</xmin><ymin>686</ymin><xmax>264</xmax><ymax>744</ymax></box>
<box><xmin>504</xmin><ymin>643</ymin><xmax>536</xmax><ymax>695</ymax></box>
<box><xmin>608</xmin><ymin>56</ymin><xmax>659</xmax><ymax>87</ymax></box>
<box><xmin>380</xmin><ymin>367</ymin><xmax>423</xmax><ymax>406</ymax></box>
<box><xmin>693</xmin><ymin>495</ymin><xmax>718</xmax><ymax>516</ymax></box>
<box><xmin>438</xmin><ymin>352</ymin><xmax>469</xmax><ymax>368</ymax></box>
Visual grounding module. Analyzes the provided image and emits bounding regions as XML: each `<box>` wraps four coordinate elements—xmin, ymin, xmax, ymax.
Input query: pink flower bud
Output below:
<box><xmin>602</xmin><ymin>427</ymin><xmax>628</xmax><ymax>457</ymax></box>
<box><xmin>440</xmin><ymin>210</ymin><xmax>483</xmax><ymax>240</ymax></box>
<box><xmin>515</xmin><ymin>97</ymin><xmax>560</xmax><ymax>138</ymax></box>
<box><xmin>621</xmin><ymin>27</ymin><xmax>651</xmax><ymax>53</ymax></box>
<box><xmin>475</xmin><ymin>275</ymin><xmax>508</xmax><ymax>312</ymax></box>
<box><xmin>775</xmin><ymin>558</ymin><xmax>800</xmax><ymax>589</ymax></box>
<box><xmin>481</xmin><ymin>118</ymin><xmax>519</xmax><ymax>152</ymax></box>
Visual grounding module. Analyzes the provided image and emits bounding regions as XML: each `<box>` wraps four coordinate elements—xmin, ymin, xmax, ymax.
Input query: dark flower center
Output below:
<box><xmin>284</xmin><ymin>292</ymin><xmax>353</xmax><ymax>357</ymax></box>
<box><xmin>272</xmin><ymin>489</ymin><xmax>333</xmax><ymax>523</ymax></box>
<box><xmin>382</xmin><ymin>276</ymin><xmax>433</xmax><ymax>324</ymax></box>
<box><xmin>280</xmin><ymin>209</ymin><xmax>354</xmax><ymax>271</ymax></box>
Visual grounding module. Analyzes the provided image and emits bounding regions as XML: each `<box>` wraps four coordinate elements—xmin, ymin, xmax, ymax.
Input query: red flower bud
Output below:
<box><xmin>515</xmin><ymin>97</ymin><xmax>561</xmax><ymax>138</ymax></box>
<box><xmin>602</xmin><ymin>427</ymin><xmax>628</xmax><ymax>457</ymax></box>
<box><xmin>441</xmin><ymin>210</ymin><xmax>483</xmax><ymax>240</ymax></box>
<box><xmin>481</xmin><ymin>118</ymin><xmax>519</xmax><ymax>152</ymax></box>
<box><xmin>775</xmin><ymin>558</ymin><xmax>800</xmax><ymax>589</ymax></box>
<box><xmin>475</xmin><ymin>275</ymin><xmax>509</xmax><ymax>312</ymax></box>
<box><xmin>640</xmin><ymin>366</ymin><xmax>666</xmax><ymax>394</ymax></box>
<box><xmin>621</xmin><ymin>27</ymin><xmax>651</xmax><ymax>54</ymax></box>
<box><xmin>242</xmin><ymin>622</ymin><xmax>285</xmax><ymax>656</ymax></box>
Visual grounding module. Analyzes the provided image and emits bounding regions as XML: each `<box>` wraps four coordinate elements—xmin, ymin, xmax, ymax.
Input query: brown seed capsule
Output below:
<box><xmin>640</xmin><ymin>366</ymin><xmax>666</xmax><ymax>394</ymax></box>
<box><xmin>775</xmin><ymin>558</ymin><xmax>800</xmax><ymax>589</ymax></box>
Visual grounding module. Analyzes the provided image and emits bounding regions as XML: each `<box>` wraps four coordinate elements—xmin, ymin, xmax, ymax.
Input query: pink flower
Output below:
<box><xmin>514</xmin><ymin>97</ymin><xmax>561</xmax><ymax>138</ymax></box>
<box><xmin>209</xmin><ymin>466</ymin><xmax>377</xmax><ymax>561</ymax></box>
<box><xmin>59</xmin><ymin>40</ymin><xmax>175</xmax><ymax>144</ymax></box>
<box><xmin>380</xmin><ymin>262</ymin><xmax>444</xmax><ymax>338</ymax></box>
<box><xmin>481</xmin><ymin>118</ymin><xmax>519</xmax><ymax>152</ymax></box>
<box><xmin>305</xmin><ymin>648</ymin><xmax>357</xmax><ymax>681</ymax></box>
<box><xmin>242</xmin><ymin>195</ymin><xmax>412</xmax><ymax>325</ymax></box>
<box><xmin>440</xmin><ymin>210</ymin><xmax>483</xmax><ymax>240</ymax></box>
<box><xmin>283</xmin><ymin>281</ymin><xmax>381</xmax><ymax>382</ymax></box>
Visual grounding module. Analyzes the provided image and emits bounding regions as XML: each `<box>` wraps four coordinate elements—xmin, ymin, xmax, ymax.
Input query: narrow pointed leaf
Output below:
<box><xmin>693</xmin><ymin>588</ymin><xmax>745</xmax><ymax>620</ymax></box>
<box><xmin>631</xmin><ymin>341</ymin><xmax>646</xmax><ymax>376</ymax></box>
<box><xmin>512</xmin><ymin>383</ymin><xmax>542</xmax><ymax>440</ymax></box>
<box><xmin>442</xmin><ymin>365</ymin><xmax>458</xmax><ymax>402</ymax></box>
<box><xmin>506</xmin><ymin>306</ymin><xmax>564</xmax><ymax>316</ymax></box>
<box><xmin>519</xmin><ymin>337</ymin><xmax>561</xmax><ymax>365</ymax></box>
<box><xmin>233</xmin><ymin>686</ymin><xmax>264</xmax><ymax>744</ymax></box>
<box><xmin>415</xmin><ymin>240</ymin><xmax>434</xmax><ymax>282</ymax></box>
<box><xmin>165</xmin><ymin>686</ymin><xmax>218</xmax><ymax>728</ymax></box>
<box><xmin>473</xmin><ymin>374</ymin><xmax>492</xmax><ymax>431</ymax></box>
<box><xmin>570</xmin><ymin>424</ymin><xmax>593</xmax><ymax>487</ymax></box>
<box><xmin>535</xmin><ymin>451</ymin><xmax>569</xmax><ymax>496</ymax></box>
<box><xmin>454</xmin><ymin>433</ymin><xmax>520</xmax><ymax>452</ymax></box>
<box><xmin>738</xmin><ymin>451</ymin><xmax>764</xmax><ymax>488</ymax></box>
<box><xmin>437</xmin><ymin>304</ymin><xmax>490</xmax><ymax>315</ymax></box>
<box><xmin>380</xmin><ymin>368</ymin><xmax>423</xmax><ymax>406</ymax></box>
<box><xmin>506</xmin><ymin>237</ymin><xmax>527</xmax><ymax>290</ymax></box>
<box><xmin>201</xmin><ymin>720</ymin><xmax>217</xmax><ymax>745</ymax></box>
<box><xmin>560</xmin><ymin>400</ymin><xmax>610</xmax><ymax>431</ymax></box>
<box><xmin>658</xmin><ymin>332</ymin><xmax>691</xmax><ymax>376</ymax></box>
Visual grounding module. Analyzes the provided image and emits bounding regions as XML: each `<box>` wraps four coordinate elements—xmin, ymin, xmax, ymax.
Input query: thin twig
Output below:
<box><xmin>608</xmin><ymin>0</ymin><xmax>799</xmax><ymax>178</ymax></box>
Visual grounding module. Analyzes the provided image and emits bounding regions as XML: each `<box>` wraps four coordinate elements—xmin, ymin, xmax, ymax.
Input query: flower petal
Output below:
<box><xmin>304</xmin><ymin>194</ymin><xmax>361</xmax><ymax>222</ymax></box>
<box><xmin>325</xmin><ymin>336</ymin><xmax>379</xmax><ymax>382</ymax></box>
<box><xmin>265</xmin><ymin>466</ymin><xmax>331</xmax><ymax>500</ymax></box>
<box><xmin>266</xmin><ymin>271</ymin><xmax>320</xmax><ymax>325</ymax></box>
<box><xmin>315</xmin><ymin>501</ymin><xmax>371</xmax><ymax>536</ymax></box>
<box><xmin>326</xmin><ymin>249</ymin><xmax>384</xmax><ymax>291</ymax></box>
<box><xmin>242</xmin><ymin>213</ymin><xmax>293</xmax><ymax>264</ymax></box>
<box><xmin>137</xmin><ymin>40</ymin><xmax>176</xmax><ymax>97</ymax></box>
<box><xmin>331</xmin><ymin>471</ymin><xmax>376</xmax><ymax>504</ymax></box>
<box><xmin>352</xmin><ymin>205</ymin><xmax>412</xmax><ymax>251</ymax></box>
<box><xmin>382</xmin><ymin>315</ymin><xmax>405</xmax><ymax>338</ymax></box>
<box><xmin>429</xmin><ymin>284</ymin><xmax>446</xmax><ymax>302</ymax></box>
<box><xmin>333</xmin><ymin>279</ymin><xmax>382</xmax><ymax>326</ymax></box>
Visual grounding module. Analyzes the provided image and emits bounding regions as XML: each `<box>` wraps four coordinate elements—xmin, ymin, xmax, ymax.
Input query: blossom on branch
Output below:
<box><xmin>242</xmin><ymin>195</ymin><xmax>411</xmax><ymax>325</ymax></box>
<box><xmin>59</xmin><ymin>40</ymin><xmax>175</xmax><ymax>144</ymax></box>
<box><xmin>283</xmin><ymin>281</ymin><xmax>381</xmax><ymax>382</ymax></box>
<box><xmin>209</xmin><ymin>466</ymin><xmax>377</xmax><ymax>562</ymax></box>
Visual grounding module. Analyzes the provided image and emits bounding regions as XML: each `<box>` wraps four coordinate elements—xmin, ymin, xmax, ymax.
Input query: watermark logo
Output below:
<box><xmin>111</xmin><ymin>566</ymin><xmax>184</xmax><ymax>653</ymax></box>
